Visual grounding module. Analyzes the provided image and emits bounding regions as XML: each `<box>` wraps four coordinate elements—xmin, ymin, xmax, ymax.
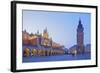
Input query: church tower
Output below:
<box><xmin>77</xmin><ymin>19</ymin><xmax>84</xmax><ymax>53</ymax></box>
<box><xmin>43</xmin><ymin>27</ymin><xmax>49</xmax><ymax>39</ymax></box>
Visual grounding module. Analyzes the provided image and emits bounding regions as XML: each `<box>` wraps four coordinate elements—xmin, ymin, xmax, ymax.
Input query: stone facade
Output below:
<box><xmin>23</xmin><ymin>28</ymin><xmax>65</xmax><ymax>56</ymax></box>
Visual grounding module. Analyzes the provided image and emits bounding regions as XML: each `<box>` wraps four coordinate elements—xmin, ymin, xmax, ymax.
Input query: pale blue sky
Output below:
<box><xmin>22</xmin><ymin>10</ymin><xmax>91</xmax><ymax>48</ymax></box>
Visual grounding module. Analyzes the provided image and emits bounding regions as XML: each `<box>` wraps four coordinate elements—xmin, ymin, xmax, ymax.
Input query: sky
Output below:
<box><xmin>22</xmin><ymin>10</ymin><xmax>91</xmax><ymax>48</ymax></box>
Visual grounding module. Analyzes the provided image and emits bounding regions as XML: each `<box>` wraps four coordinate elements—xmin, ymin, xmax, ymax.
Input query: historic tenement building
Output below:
<box><xmin>23</xmin><ymin>28</ymin><xmax>65</xmax><ymax>56</ymax></box>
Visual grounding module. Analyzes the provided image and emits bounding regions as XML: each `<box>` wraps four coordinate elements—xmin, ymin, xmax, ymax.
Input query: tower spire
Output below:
<box><xmin>37</xmin><ymin>30</ymin><xmax>39</xmax><ymax>35</ymax></box>
<box><xmin>44</xmin><ymin>27</ymin><xmax>47</xmax><ymax>33</ymax></box>
<box><xmin>43</xmin><ymin>27</ymin><xmax>49</xmax><ymax>39</ymax></box>
<box><xmin>79</xmin><ymin>18</ymin><xmax>81</xmax><ymax>24</ymax></box>
<box><xmin>77</xmin><ymin>18</ymin><xmax>84</xmax><ymax>32</ymax></box>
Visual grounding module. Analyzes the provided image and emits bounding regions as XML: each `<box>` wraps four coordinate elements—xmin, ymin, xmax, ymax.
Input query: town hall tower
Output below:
<box><xmin>77</xmin><ymin>19</ymin><xmax>84</xmax><ymax>53</ymax></box>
